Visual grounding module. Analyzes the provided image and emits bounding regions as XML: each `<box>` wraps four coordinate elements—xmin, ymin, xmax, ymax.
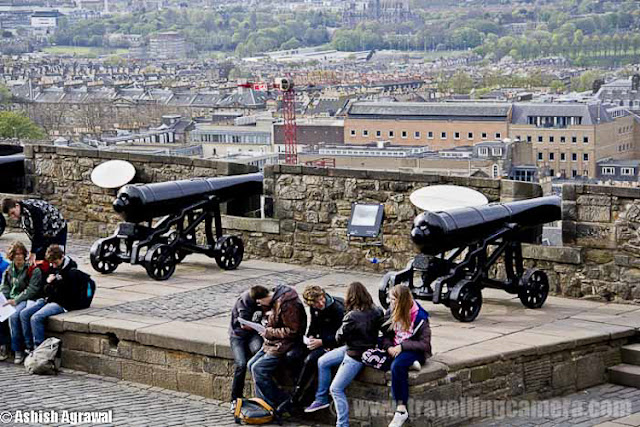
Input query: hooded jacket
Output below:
<box><xmin>1</xmin><ymin>262</ymin><xmax>44</xmax><ymax>304</ymax></box>
<box><xmin>262</xmin><ymin>285</ymin><xmax>307</xmax><ymax>357</ymax></box>
<box><xmin>229</xmin><ymin>290</ymin><xmax>261</xmax><ymax>339</ymax></box>
<box><xmin>307</xmin><ymin>293</ymin><xmax>344</xmax><ymax>349</ymax></box>
<box><xmin>44</xmin><ymin>256</ymin><xmax>79</xmax><ymax>310</ymax></box>
<box><xmin>381</xmin><ymin>302</ymin><xmax>432</xmax><ymax>363</ymax></box>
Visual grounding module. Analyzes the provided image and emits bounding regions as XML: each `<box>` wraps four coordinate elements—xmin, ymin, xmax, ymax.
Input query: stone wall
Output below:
<box><xmin>523</xmin><ymin>184</ymin><xmax>640</xmax><ymax>302</ymax></box>
<box><xmin>224</xmin><ymin>165</ymin><xmax>541</xmax><ymax>274</ymax></box>
<box><xmin>23</xmin><ymin>145</ymin><xmax>257</xmax><ymax>238</ymax></box>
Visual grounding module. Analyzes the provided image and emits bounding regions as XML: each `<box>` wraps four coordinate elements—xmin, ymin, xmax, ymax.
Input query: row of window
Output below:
<box><xmin>550</xmin><ymin>169</ymin><xmax>588</xmax><ymax>178</ymax></box>
<box><xmin>618</xmin><ymin>143</ymin><xmax>633</xmax><ymax>152</ymax></box>
<box><xmin>518</xmin><ymin>135</ymin><xmax>590</xmax><ymax>144</ymax></box>
<box><xmin>349</xmin><ymin>129</ymin><xmax>502</xmax><ymax>140</ymax></box>
<box><xmin>537</xmin><ymin>152</ymin><xmax>589</xmax><ymax>162</ymax></box>
<box><xmin>602</xmin><ymin>167</ymin><xmax>635</xmax><ymax>176</ymax></box>
<box><xmin>618</xmin><ymin>125</ymin><xmax>633</xmax><ymax>134</ymax></box>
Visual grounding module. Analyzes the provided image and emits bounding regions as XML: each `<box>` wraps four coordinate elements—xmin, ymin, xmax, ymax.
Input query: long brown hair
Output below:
<box><xmin>7</xmin><ymin>241</ymin><xmax>27</xmax><ymax>261</ymax></box>
<box><xmin>390</xmin><ymin>285</ymin><xmax>414</xmax><ymax>331</ymax></box>
<box><xmin>345</xmin><ymin>281</ymin><xmax>374</xmax><ymax>312</ymax></box>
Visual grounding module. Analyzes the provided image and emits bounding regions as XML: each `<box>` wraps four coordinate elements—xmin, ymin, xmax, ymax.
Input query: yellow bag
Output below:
<box><xmin>234</xmin><ymin>397</ymin><xmax>276</xmax><ymax>425</ymax></box>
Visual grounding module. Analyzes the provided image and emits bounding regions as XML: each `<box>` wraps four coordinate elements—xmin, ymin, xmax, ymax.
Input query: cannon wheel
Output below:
<box><xmin>162</xmin><ymin>231</ymin><xmax>190</xmax><ymax>263</ymax></box>
<box><xmin>214</xmin><ymin>235</ymin><xmax>244</xmax><ymax>270</ymax></box>
<box><xmin>90</xmin><ymin>239</ymin><xmax>121</xmax><ymax>275</ymax></box>
<box><xmin>0</xmin><ymin>214</ymin><xmax>5</xmax><ymax>237</ymax></box>
<box><xmin>449</xmin><ymin>279</ymin><xmax>483</xmax><ymax>322</ymax></box>
<box><xmin>379</xmin><ymin>272</ymin><xmax>396</xmax><ymax>309</ymax></box>
<box><xmin>518</xmin><ymin>269</ymin><xmax>549</xmax><ymax>309</ymax></box>
<box><xmin>144</xmin><ymin>244</ymin><xmax>176</xmax><ymax>281</ymax></box>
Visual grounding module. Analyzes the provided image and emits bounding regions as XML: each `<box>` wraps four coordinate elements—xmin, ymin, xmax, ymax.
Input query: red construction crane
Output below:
<box><xmin>237</xmin><ymin>77</ymin><xmax>297</xmax><ymax>165</ymax></box>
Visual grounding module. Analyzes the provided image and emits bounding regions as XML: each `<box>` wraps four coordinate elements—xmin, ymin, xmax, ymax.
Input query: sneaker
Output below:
<box><xmin>0</xmin><ymin>345</ymin><xmax>8</xmax><ymax>361</ymax></box>
<box><xmin>14</xmin><ymin>351</ymin><xmax>25</xmax><ymax>365</ymax></box>
<box><xmin>304</xmin><ymin>401</ymin><xmax>330</xmax><ymax>413</ymax></box>
<box><xmin>388</xmin><ymin>410</ymin><xmax>409</xmax><ymax>427</ymax></box>
<box><xmin>410</xmin><ymin>360</ymin><xmax>421</xmax><ymax>371</ymax></box>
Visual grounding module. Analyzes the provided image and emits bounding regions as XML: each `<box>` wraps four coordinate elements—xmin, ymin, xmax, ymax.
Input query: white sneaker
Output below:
<box><xmin>14</xmin><ymin>351</ymin><xmax>25</xmax><ymax>365</ymax></box>
<box><xmin>0</xmin><ymin>345</ymin><xmax>8</xmax><ymax>361</ymax></box>
<box><xmin>230</xmin><ymin>400</ymin><xmax>237</xmax><ymax>413</ymax></box>
<box><xmin>410</xmin><ymin>360</ymin><xmax>421</xmax><ymax>371</ymax></box>
<box><xmin>389</xmin><ymin>410</ymin><xmax>409</xmax><ymax>427</ymax></box>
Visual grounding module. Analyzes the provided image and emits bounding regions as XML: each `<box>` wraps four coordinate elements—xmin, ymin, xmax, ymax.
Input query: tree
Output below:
<box><xmin>449</xmin><ymin>71</ymin><xmax>473</xmax><ymax>94</ymax></box>
<box><xmin>0</xmin><ymin>85</ymin><xmax>11</xmax><ymax>105</ymax></box>
<box><xmin>0</xmin><ymin>112</ymin><xmax>46</xmax><ymax>139</ymax></box>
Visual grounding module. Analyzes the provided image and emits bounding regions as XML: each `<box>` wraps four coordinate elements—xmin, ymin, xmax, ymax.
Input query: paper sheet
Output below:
<box><xmin>238</xmin><ymin>317</ymin><xmax>266</xmax><ymax>334</ymax></box>
<box><xmin>0</xmin><ymin>294</ymin><xmax>16</xmax><ymax>322</ymax></box>
<box><xmin>303</xmin><ymin>336</ymin><xmax>311</xmax><ymax>345</ymax></box>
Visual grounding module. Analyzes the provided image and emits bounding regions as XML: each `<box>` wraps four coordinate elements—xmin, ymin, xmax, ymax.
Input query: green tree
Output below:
<box><xmin>449</xmin><ymin>71</ymin><xmax>473</xmax><ymax>94</ymax></box>
<box><xmin>0</xmin><ymin>112</ymin><xmax>46</xmax><ymax>139</ymax></box>
<box><xmin>0</xmin><ymin>85</ymin><xmax>11</xmax><ymax>104</ymax></box>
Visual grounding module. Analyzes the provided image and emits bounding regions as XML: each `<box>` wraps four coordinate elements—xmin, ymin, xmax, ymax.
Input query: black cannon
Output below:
<box><xmin>90</xmin><ymin>173</ymin><xmax>263</xmax><ymax>280</ymax></box>
<box><xmin>379</xmin><ymin>196</ymin><xmax>561</xmax><ymax>322</ymax></box>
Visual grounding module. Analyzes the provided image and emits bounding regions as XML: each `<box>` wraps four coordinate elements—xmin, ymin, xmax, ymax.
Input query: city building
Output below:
<box><xmin>148</xmin><ymin>32</ymin><xmax>187</xmax><ymax>59</ymax></box>
<box><xmin>30</xmin><ymin>10</ymin><xmax>62</xmax><ymax>36</ymax></box>
<box><xmin>273</xmin><ymin>119</ymin><xmax>344</xmax><ymax>155</ymax></box>
<box><xmin>596</xmin><ymin>159</ymin><xmax>640</xmax><ymax>183</ymax></box>
<box><xmin>189</xmin><ymin>116</ymin><xmax>273</xmax><ymax>159</ymax></box>
<box><xmin>344</xmin><ymin>102</ymin><xmax>511</xmax><ymax>151</ymax></box>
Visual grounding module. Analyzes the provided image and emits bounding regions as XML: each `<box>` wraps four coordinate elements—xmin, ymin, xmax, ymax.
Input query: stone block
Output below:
<box><xmin>470</xmin><ymin>366</ymin><xmax>492</xmax><ymax>383</ymax></box>
<box><xmin>562</xmin><ymin>220</ymin><xmax>576</xmax><ymax>244</ymax></box>
<box><xmin>61</xmin><ymin>349</ymin><xmax>103</xmax><ymax>374</ymax></box>
<box><xmin>177</xmin><ymin>371</ymin><xmax>214</xmax><ymax>398</ymax></box>
<box><xmin>88</xmin><ymin>318</ymin><xmax>147</xmax><ymax>341</ymax></box>
<box><xmin>152</xmin><ymin>367</ymin><xmax>179</xmax><ymax>390</ymax></box>
<box><xmin>166</xmin><ymin>350</ymin><xmax>205</xmax><ymax>372</ymax></box>
<box><xmin>552</xmin><ymin>362</ymin><xmax>576</xmax><ymax>389</ymax></box>
<box><xmin>203</xmin><ymin>357</ymin><xmax>231</xmax><ymax>376</ymax></box>
<box><xmin>122</xmin><ymin>360</ymin><xmax>154</xmax><ymax>385</ymax></box>
<box><xmin>577</xmin><ymin>195</ymin><xmax>611</xmax><ymax>206</ymax></box>
<box><xmin>577</xmin><ymin>205</ymin><xmax>611</xmax><ymax>222</ymax></box>
<box><xmin>576</xmin><ymin>223</ymin><xmax>616</xmax><ymax>249</ymax></box>
<box><xmin>584</xmin><ymin>249</ymin><xmax>614</xmax><ymax>264</ymax></box>
<box><xmin>522</xmin><ymin>244</ymin><xmax>582</xmax><ymax>265</ymax></box>
<box><xmin>135</xmin><ymin>321</ymin><xmax>218</xmax><ymax>356</ymax></box>
<box><xmin>132</xmin><ymin>344</ymin><xmax>167</xmax><ymax>365</ymax></box>
<box><xmin>575</xmin><ymin>355</ymin><xmax>604</xmax><ymax>390</ymax></box>
<box><xmin>562</xmin><ymin>201</ymin><xmax>577</xmax><ymax>221</ymax></box>
<box><xmin>62</xmin><ymin>333</ymin><xmax>104</xmax><ymax>354</ymax></box>
<box><xmin>212</xmin><ymin>376</ymin><xmax>233</xmax><ymax>401</ymax></box>
<box><xmin>562</xmin><ymin>184</ymin><xmax>576</xmax><ymax>201</ymax></box>
<box><xmin>62</xmin><ymin>314</ymin><xmax>107</xmax><ymax>333</ymax></box>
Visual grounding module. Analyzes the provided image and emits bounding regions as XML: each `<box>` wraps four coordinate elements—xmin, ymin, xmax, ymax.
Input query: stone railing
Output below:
<box><xmin>23</xmin><ymin>145</ymin><xmax>257</xmax><ymax>238</ymax></box>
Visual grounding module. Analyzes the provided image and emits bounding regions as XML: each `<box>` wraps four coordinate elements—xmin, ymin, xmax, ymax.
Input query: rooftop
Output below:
<box><xmin>348</xmin><ymin>102</ymin><xmax>512</xmax><ymax>120</ymax></box>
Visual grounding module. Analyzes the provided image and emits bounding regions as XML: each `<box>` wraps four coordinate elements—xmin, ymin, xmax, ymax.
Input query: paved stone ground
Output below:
<box><xmin>469</xmin><ymin>383</ymin><xmax>640</xmax><ymax>427</ymax></box>
<box><xmin>0</xmin><ymin>362</ymin><xmax>316</xmax><ymax>427</ymax></box>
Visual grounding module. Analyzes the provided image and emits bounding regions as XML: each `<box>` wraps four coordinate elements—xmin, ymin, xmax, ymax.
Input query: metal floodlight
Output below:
<box><xmin>347</xmin><ymin>203</ymin><xmax>385</xmax><ymax>240</ymax></box>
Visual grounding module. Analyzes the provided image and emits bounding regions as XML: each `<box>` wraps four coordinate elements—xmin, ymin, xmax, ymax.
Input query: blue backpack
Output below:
<box><xmin>0</xmin><ymin>254</ymin><xmax>9</xmax><ymax>277</ymax></box>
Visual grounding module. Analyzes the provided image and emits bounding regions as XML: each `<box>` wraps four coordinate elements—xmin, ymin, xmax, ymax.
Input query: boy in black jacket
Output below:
<box><xmin>19</xmin><ymin>245</ymin><xmax>77</xmax><ymax>350</ymax></box>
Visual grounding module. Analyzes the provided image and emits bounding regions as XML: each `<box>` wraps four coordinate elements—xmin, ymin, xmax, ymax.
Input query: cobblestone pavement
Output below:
<box><xmin>469</xmin><ymin>383</ymin><xmax>640</xmax><ymax>427</ymax></box>
<box><xmin>100</xmin><ymin>269</ymin><xmax>327</xmax><ymax>321</ymax></box>
<box><xmin>0</xmin><ymin>362</ymin><xmax>316</xmax><ymax>427</ymax></box>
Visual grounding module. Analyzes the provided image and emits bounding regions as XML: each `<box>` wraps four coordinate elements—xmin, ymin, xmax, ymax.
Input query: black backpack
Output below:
<box><xmin>67</xmin><ymin>269</ymin><xmax>96</xmax><ymax>310</ymax></box>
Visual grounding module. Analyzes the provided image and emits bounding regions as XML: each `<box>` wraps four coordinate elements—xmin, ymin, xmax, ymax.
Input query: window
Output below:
<box><xmin>479</xmin><ymin>147</ymin><xmax>489</xmax><ymax>156</ymax></box>
<box><xmin>492</xmin><ymin>164</ymin><xmax>499</xmax><ymax>178</ymax></box>
<box><xmin>495</xmin><ymin>132</ymin><xmax>501</xmax><ymax>139</ymax></box>
<box><xmin>401</xmin><ymin>130</ymin><xmax>407</xmax><ymax>138</ymax></box>
<box><xmin>550</xmin><ymin>169</ymin><xmax>555</xmax><ymax>176</ymax></box>
<box><xmin>622</xmin><ymin>167</ymin><xmax>634</xmax><ymax>176</ymax></box>
<box><xmin>572</xmin><ymin>169</ymin><xmax>578</xmax><ymax>177</ymax></box>
<box><xmin>549</xmin><ymin>152</ymin><xmax>555</xmax><ymax>161</ymax></box>
<box><xmin>572</xmin><ymin>153</ymin><xmax>577</xmax><ymax>161</ymax></box>
<box><xmin>363</xmin><ymin>130</ymin><xmax>369</xmax><ymax>137</ymax></box>
<box><xmin>389</xmin><ymin>130</ymin><xmax>394</xmax><ymax>138</ymax></box>
<box><xmin>376</xmin><ymin>130</ymin><xmax>381</xmax><ymax>137</ymax></box>
<box><xmin>538</xmin><ymin>152</ymin><xmax>543</xmax><ymax>161</ymax></box>
<box><xmin>583</xmin><ymin>136</ymin><xmax>589</xmax><ymax>144</ymax></box>
<box><xmin>549</xmin><ymin>136</ymin><xmax>554</xmax><ymax>143</ymax></box>
<box><xmin>571</xmin><ymin>136</ymin><xmax>577</xmax><ymax>143</ymax></box>
<box><xmin>560</xmin><ymin>152</ymin><xmax>566</xmax><ymax>161</ymax></box>
<box><xmin>583</xmin><ymin>153</ymin><xmax>589</xmax><ymax>161</ymax></box>
<box><xmin>602</xmin><ymin>167</ymin><xmax>615</xmax><ymax>175</ymax></box>
<box><xmin>350</xmin><ymin>129</ymin><xmax>356</xmax><ymax>137</ymax></box>
<box><xmin>454</xmin><ymin>132</ymin><xmax>460</xmax><ymax>140</ymax></box>
<box><xmin>527</xmin><ymin>135</ymin><xmax>532</xmax><ymax>142</ymax></box>
<box><xmin>515</xmin><ymin>135</ymin><xmax>521</xmax><ymax>142</ymax></box>
<box><xmin>492</xmin><ymin>148</ymin><xmax>502</xmax><ymax>156</ymax></box>
<box><xmin>538</xmin><ymin>136</ymin><xmax>543</xmax><ymax>143</ymax></box>
<box><xmin>468</xmin><ymin>132</ymin><xmax>473</xmax><ymax>139</ymax></box>
<box><xmin>481</xmin><ymin>132</ymin><xmax>487</xmax><ymax>139</ymax></box>
<box><xmin>414</xmin><ymin>131</ymin><xmax>420</xmax><ymax>139</ymax></box>
<box><xmin>560</xmin><ymin>136</ymin><xmax>566</xmax><ymax>143</ymax></box>
<box><xmin>441</xmin><ymin>132</ymin><xmax>447</xmax><ymax>139</ymax></box>
<box><xmin>427</xmin><ymin>131</ymin><xmax>433</xmax><ymax>139</ymax></box>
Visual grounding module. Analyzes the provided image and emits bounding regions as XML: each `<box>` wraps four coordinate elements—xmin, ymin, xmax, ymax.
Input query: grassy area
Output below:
<box><xmin>42</xmin><ymin>46</ymin><xmax>130</xmax><ymax>56</ymax></box>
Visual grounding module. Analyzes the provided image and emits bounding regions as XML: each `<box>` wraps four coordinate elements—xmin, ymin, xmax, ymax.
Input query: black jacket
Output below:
<box><xmin>44</xmin><ymin>256</ymin><xmax>78</xmax><ymax>310</ymax></box>
<box><xmin>229</xmin><ymin>290</ymin><xmax>261</xmax><ymax>339</ymax></box>
<box><xmin>335</xmin><ymin>305</ymin><xmax>383</xmax><ymax>359</ymax></box>
<box><xmin>307</xmin><ymin>294</ymin><xmax>344</xmax><ymax>349</ymax></box>
<box><xmin>380</xmin><ymin>303</ymin><xmax>432</xmax><ymax>364</ymax></box>
<box><xmin>19</xmin><ymin>199</ymin><xmax>66</xmax><ymax>254</ymax></box>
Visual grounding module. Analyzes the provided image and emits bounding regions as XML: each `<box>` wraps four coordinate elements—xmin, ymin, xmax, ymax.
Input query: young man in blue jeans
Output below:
<box><xmin>19</xmin><ymin>245</ymin><xmax>77</xmax><ymax>350</ymax></box>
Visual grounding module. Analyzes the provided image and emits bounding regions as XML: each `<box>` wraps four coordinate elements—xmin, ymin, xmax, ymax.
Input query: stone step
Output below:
<box><xmin>608</xmin><ymin>364</ymin><xmax>640</xmax><ymax>388</ymax></box>
<box><xmin>621</xmin><ymin>344</ymin><xmax>640</xmax><ymax>366</ymax></box>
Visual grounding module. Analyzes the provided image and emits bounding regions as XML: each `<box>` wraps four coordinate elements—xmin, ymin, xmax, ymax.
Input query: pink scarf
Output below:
<box><xmin>393</xmin><ymin>301</ymin><xmax>419</xmax><ymax>346</ymax></box>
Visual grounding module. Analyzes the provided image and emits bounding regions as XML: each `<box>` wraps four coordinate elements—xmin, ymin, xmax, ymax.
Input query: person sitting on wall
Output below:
<box><xmin>0</xmin><ymin>241</ymin><xmax>45</xmax><ymax>364</ymax></box>
<box><xmin>247</xmin><ymin>284</ymin><xmax>307</xmax><ymax>411</ymax></box>
<box><xmin>18</xmin><ymin>245</ymin><xmax>78</xmax><ymax>352</ymax></box>
<box><xmin>228</xmin><ymin>285</ymin><xmax>267</xmax><ymax>411</ymax></box>
<box><xmin>281</xmin><ymin>285</ymin><xmax>345</xmax><ymax>410</ymax></box>
<box><xmin>380</xmin><ymin>285</ymin><xmax>432</xmax><ymax>427</ymax></box>
<box><xmin>1</xmin><ymin>198</ymin><xmax>67</xmax><ymax>264</ymax></box>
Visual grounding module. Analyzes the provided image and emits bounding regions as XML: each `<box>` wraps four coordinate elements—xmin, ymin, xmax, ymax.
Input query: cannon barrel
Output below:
<box><xmin>411</xmin><ymin>196</ymin><xmax>561</xmax><ymax>255</ymax></box>
<box><xmin>113</xmin><ymin>172</ymin><xmax>263</xmax><ymax>223</ymax></box>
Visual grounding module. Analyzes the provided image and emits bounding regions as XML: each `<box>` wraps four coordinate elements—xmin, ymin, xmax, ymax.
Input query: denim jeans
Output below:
<box><xmin>315</xmin><ymin>346</ymin><xmax>363</xmax><ymax>427</ymax></box>
<box><xmin>230</xmin><ymin>334</ymin><xmax>263</xmax><ymax>401</ymax></box>
<box><xmin>34</xmin><ymin>226</ymin><xmax>67</xmax><ymax>261</ymax></box>
<box><xmin>20</xmin><ymin>299</ymin><xmax>65</xmax><ymax>349</ymax></box>
<box><xmin>6</xmin><ymin>300</ymin><xmax>28</xmax><ymax>352</ymax></box>
<box><xmin>390</xmin><ymin>350</ymin><xmax>423</xmax><ymax>405</ymax></box>
<box><xmin>292</xmin><ymin>347</ymin><xmax>327</xmax><ymax>403</ymax></box>
<box><xmin>248</xmin><ymin>349</ymin><xmax>288</xmax><ymax>407</ymax></box>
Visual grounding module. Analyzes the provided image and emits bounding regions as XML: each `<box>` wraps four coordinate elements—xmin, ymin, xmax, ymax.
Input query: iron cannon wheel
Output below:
<box><xmin>449</xmin><ymin>280</ymin><xmax>483</xmax><ymax>322</ymax></box>
<box><xmin>90</xmin><ymin>239</ymin><xmax>121</xmax><ymax>275</ymax></box>
<box><xmin>144</xmin><ymin>244</ymin><xmax>176</xmax><ymax>281</ymax></box>
<box><xmin>379</xmin><ymin>273</ymin><xmax>396</xmax><ymax>309</ymax></box>
<box><xmin>518</xmin><ymin>269</ymin><xmax>549</xmax><ymax>309</ymax></box>
<box><xmin>0</xmin><ymin>214</ymin><xmax>5</xmax><ymax>238</ymax></box>
<box><xmin>214</xmin><ymin>235</ymin><xmax>244</xmax><ymax>270</ymax></box>
<box><xmin>162</xmin><ymin>231</ymin><xmax>191</xmax><ymax>263</ymax></box>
